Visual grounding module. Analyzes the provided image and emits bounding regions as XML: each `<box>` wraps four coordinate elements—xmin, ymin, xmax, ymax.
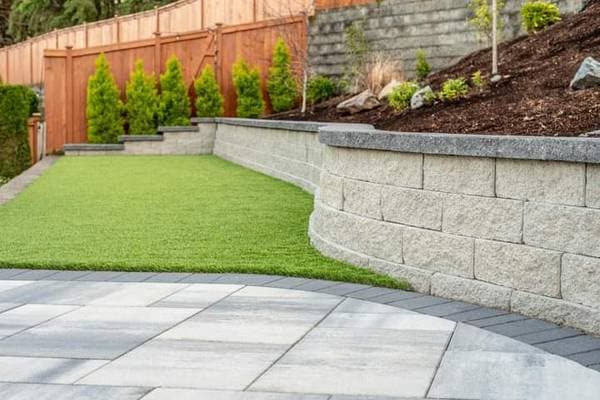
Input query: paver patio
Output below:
<box><xmin>0</xmin><ymin>272</ymin><xmax>599</xmax><ymax>399</ymax></box>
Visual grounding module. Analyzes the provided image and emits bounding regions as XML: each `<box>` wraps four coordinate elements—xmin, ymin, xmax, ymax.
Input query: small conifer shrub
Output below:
<box><xmin>86</xmin><ymin>53</ymin><xmax>124</xmax><ymax>144</ymax></box>
<box><xmin>232</xmin><ymin>59</ymin><xmax>265</xmax><ymax>118</ymax></box>
<box><xmin>306</xmin><ymin>75</ymin><xmax>336</xmax><ymax>105</ymax></box>
<box><xmin>125</xmin><ymin>59</ymin><xmax>159</xmax><ymax>135</ymax></box>
<box><xmin>388</xmin><ymin>81</ymin><xmax>419</xmax><ymax>112</ymax></box>
<box><xmin>521</xmin><ymin>1</ymin><xmax>561</xmax><ymax>33</ymax></box>
<box><xmin>194</xmin><ymin>65</ymin><xmax>224</xmax><ymax>118</ymax></box>
<box><xmin>267</xmin><ymin>38</ymin><xmax>299</xmax><ymax>113</ymax></box>
<box><xmin>439</xmin><ymin>78</ymin><xmax>469</xmax><ymax>101</ymax></box>
<box><xmin>159</xmin><ymin>55</ymin><xmax>191</xmax><ymax>126</ymax></box>
<box><xmin>415</xmin><ymin>49</ymin><xmax>431</xmax><ymax>81</ymax></box>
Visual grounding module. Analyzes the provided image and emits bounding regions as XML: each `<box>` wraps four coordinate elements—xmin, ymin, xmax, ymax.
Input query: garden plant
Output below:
<box><xmin>267</xmin><ymin>37</ymin><xmax>299</xmax><ymax>113</ymax></box>
<box><xmin>159</xmin><ymin>55</ymin><xmax>191</xmax><ymax>126</ymax></box>
<box><xmin>521</xmin><ymin>0</ymin><xmax>561</xmax><ymax>33</ymax></box>
<box><xmin>388</xmin><ymin>81</ymin><xmax>419</xmax><ymax>111</ymax></box>
<box><xmin>0</xmin><ymin>85</ymin><xmax>33</xmax><ymax>180</ymax></box>
<box><xmin>194</xmin><ymin>65</ymin><xmax>224</xmax><ymax>118</ymax></box>
<box><xmin>232</xmin><ymin>59</ymin><xmax>265</xmax><ymax>118</ymax></box>
<box><xmin>125</xmin><ymin>59</ymin><xmax>159</xmax><ymax>135</ymax></box>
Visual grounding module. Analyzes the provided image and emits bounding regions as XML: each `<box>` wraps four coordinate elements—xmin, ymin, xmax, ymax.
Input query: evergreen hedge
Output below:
<box><xmin>86</xmin><ymin>53</ymin><xmax>124</xmax><ymax>144</ymax></box>
<box><xmin>232</xmin><ymin>59</ymin><xmax>264</xmax><ymax>118</ymax></box>
<box><xmin>126</xmin><ymin>59</ymin><xmax>159</xmax><ymax>135</ymax></box>
<box><xmin>194</xmin><ymin>65</ymin><xmax>224</xmax><ymax>118</ymax></box>
<box><xmin>267</xmin><ymin>38</ymin><xmax>298</xmax><ymax>113</ymax></box>
<box><xmin>159</xmin><ymin>55</ymin><xmax>191</xmax><ymax>126</ymax></box>
<box><xmin>0</xmin><ymin>85</ymin><xmax>32</xmax><ymax>179</ymax></box>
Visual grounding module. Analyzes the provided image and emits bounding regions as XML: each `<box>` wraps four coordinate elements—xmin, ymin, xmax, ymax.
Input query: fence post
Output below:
<box><xmin>65</xmin><ymin>45</ymin><xmax>74</xmax><ymax>145</ymax></box>
<box><xmin>29</xmin><ymin>40</ymin><xmax>33</xmax><ymax>84</ymax></box>
<box><xmin>200</xmin><ymin>0</ymin><xmax>205</xmax><ymax>29</ymax></box>
<box><xmin>5</xmin><ymin>47</ymin><xmax>9</xmax><ymax>83</ymax></box>
<box><xmin>84</xmin><ymin>22</ymin><xmax>89</xmax><ymax>47</ymax></box>
<box><xmin>155</xmin><ymin>6</ymin><xmax>160</xmax><ymax>33</ymax></box>
<box><xmin>253</xmin><ymin>0</ymin><xmax>257</xmax><ymax>22</ymax></box>
<box><xmin>115</xmin><ymin>14</ymin><xmax>121</xmax><ymax>43</ymax></box>
<box><xmin>214</xmin><ymin>23</ymin><xmax>223</xmax><ymax>86</ymax></box>
<box><xmin>154</xmin><ymin>32</ymin><xmax>162</xmax><ymax>78</ymax></box>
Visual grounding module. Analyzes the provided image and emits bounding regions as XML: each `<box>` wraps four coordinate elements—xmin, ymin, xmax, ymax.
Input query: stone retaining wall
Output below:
<box><xmin>309</xmin><ymin>0</ymin><xmax>586</xmax><ymax>77</ymax></box>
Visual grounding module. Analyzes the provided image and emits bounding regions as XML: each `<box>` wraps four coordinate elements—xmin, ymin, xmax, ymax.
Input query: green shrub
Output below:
<box><xmin>471</xmin><ymin>70</ymin><xmax>485</xmax><ymax>89</ymax></box>
<box><xmin>0</xmin><ymin>85</ymin><xmax>32</xmax><ymax>179</ymax></box>
<box><xmin>388</xmin><ymin>81</ymin><xmax>419</xmax><ymax>112</ymax></box>
<box><xmin>306</xmin><ymin>75</ymin><xmax>337</xmax><ymax>105</ymax></box>
<box><xmin>125</xmin><ymin>60</ymin><xmax>159</xmax><ymax>135</ymax></box>
<box><xmin>415</xmin><ymin>49</ymin><xmax>431</xmax><ymax>81</ymax></box>
<box><xmin>159</xmin><ymin>55</ymin><xmax>191</xmax><ymax>126</ymax></box>
<box><xmin>468</xmin><ymin>0</ymin><xmax>506</xmax><ymax>42</ymax></box>
<box><xmin>521</xmin><ymin>1</ymin><xmax>561</xmax><ymax>33</ymax></box>
<box><xmin>86</xmin><ymin>53</ymin><xmax>124</xmax><ymax>144</ymax></box>
<box><xmin>267</xmin><ymin>38</ymin><xmax>299</xmax><ymax>113</ymax></box>
<box><xmin>232</xmin><ymin>59</ymin><xmax>265</xmax><ymax>118</ymax></box>
<box><xmin>439</xmin><ymin>78</ymin><xmax>469</xmax><ymax>101</ymax></box>
<box><xmin>194</xmin><ymin>65</ymin><xmax>224</xmax><ymax>118</ymax></box>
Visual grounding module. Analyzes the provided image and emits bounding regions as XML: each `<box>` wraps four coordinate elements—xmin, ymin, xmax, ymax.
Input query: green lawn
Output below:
<box><xmin>0</xmin><ymin>156</ymin><xmax>408</xmax><ymax>289</ymax></box>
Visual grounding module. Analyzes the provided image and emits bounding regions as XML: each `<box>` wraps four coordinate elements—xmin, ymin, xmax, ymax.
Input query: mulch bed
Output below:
<box><xmin>272</xmin><ymin>0</ymin><xmax>600</xmax><ymax>136</ymax></box>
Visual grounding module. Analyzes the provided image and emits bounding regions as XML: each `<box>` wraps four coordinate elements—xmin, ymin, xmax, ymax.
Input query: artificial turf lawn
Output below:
<box><xmin>0</xmin><ymin>156</ymin><xmax>409</xmax><ymax>289</ymax></box>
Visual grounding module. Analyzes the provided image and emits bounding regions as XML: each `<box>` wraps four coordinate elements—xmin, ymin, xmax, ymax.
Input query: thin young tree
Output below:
<box><xmin>267</xmin><ymin>37</ymin><xmax>299</xmax><ymax>113</ymax></box>
<box><xmin>125</xmin><ymin>59</ymin><xmax>159</xmax><ymax>135</ymax></box>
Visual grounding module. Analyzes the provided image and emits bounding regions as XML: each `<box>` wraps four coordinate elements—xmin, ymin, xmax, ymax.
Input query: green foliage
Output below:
<box><xmin>521</xmin><ymin>1</ymin><xmax>561</xmax><ymax>33</ymax></box>
<box><xmin>125</xmin><ymin>59</ymin><xmax>158</xmax><ymax>135</ymax></box>
<box><xmin>158</xmin><ymin>55</ymin><xmax>191</xmax><ymax>126</ymax></box>
<box><xmin>471</xmin><ymin>70</ymin><xmax>485</xmax><ymax>89</ymax></box>
<box><xmin>194</xmin><ymin>65</ymin><xmax>224</xmax><ymax>118</ymax></box>
<box><xmin>388</xmin><ymin>81</ymin><xmax>419</xmax><ymax>112</ymax></box>
<box><xmin>343</xmin><ymin>21</ymin><xmax>370</xmax><ymax>91</ymax></box>
<box><xmin>232</xmin><ymin>59</ymin><xmax>265</xmax><ymax>118</ymax></box>
<box><xmin>86</xmin><ymin>53</ymin><xmax>124</xmax><ymax>144</ymax></box>
<box><xmin>415</xmin><ymin>49</ymin><xmax>431</xmax><ymax>81</ymax></box>
<box><xmin>468</xmin><ymin>0</ymin><xmax>506</xmax><ymax>42</ymax></box>
<box><xmin>439</xmin><ymin>78</ymin><xmax>469</xmax><ymax>101</ymax></box>
<box><xmin>306</xmin><ymin>75</ymin><xmax>337</xmax><ymax>105</ymax></box>
<box><xmin>267</xmin><ymin>38</ymin><xmax>299</xmax><ymax>113</ymax></box>
<box><xmin>0</xmin><ymin>85</ymin><xmax>31</xmax><ymax>179</ymax></box>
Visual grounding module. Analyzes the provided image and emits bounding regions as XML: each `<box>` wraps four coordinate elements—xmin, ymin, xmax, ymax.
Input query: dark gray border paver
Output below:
<box><xmin>515</xmin><ymin>327</ymin><xmax>583</xmax><ymax>345</ymax></box>
<box><xmin>7</xmin><ymin>270</ymin><xmax>60</xmax><ymax>280</ymax></box>
<box><xmin>566</xmin><ymin>349</ymin><xmax>600</xmax><ymax>367</ymax></box>
<box><xmin>467</xmin><ymin>313</ymin><xmax>529</xmax><ymax>328</ymax></box>
<box><xmin>145</xmin><ymin>273</ymin><xmax>192</xmax><ymax>283</ymax></box>
<box><xmin>213</xmin><ymin>274</ymin><xmax>283</xmax><ymax>286</ymax></box>
<box><xmin>345</xmin><ymin>287</ymin><xmax>398</xmax><ymax>300</ymax></box>
<box><xmin>263</xmin><ymin>277</ymin><xmax>310</xmax><ymax>288</ymax></box>
<box><xmin>536</xmin><ymin>335</ymin><xmax>600</xmax><ymax>356</ymax></box>
<box><xmin>367</xmin><ymin>291</ymin><xmax>423</xmax><ymax>304</ymax></box>
<box><xmin>389</xmin><ymin>295</ymin><xmax>453</xmax><ymax>310</ymax></box>
<box><xmin>443</xmin><ymin>307</ymin><xmax>508</xmax><ymax>322</ymax></box>
<box><xmin>109</xmin><ymin>272</ymin><xmax>157</xmax><ymax>282</ymax></box>
<box><xmin>415</xmin><ymin>301</ymin><xmax>481</xmax><ymax>318</ymax></box>
<box><xmin>178</xmin><ymin>273</ymin><xmax>224</xmax><ymax>283</ymax></box>
<box><xmin>484</xmin><ymin>319</ymin><xmax>559</xmax><ymax>338</ymax></box>
<box><xmin>41</xmin><ymin>271</ymin><xmax>93</xmax><ymax>281</ymax></box>
<box><xmin>0</xmin><ymin>269</ymin><xmax>29</xmax><ymax>280</ymax></box>
<box><xmin>75</xmin><ymin>271</ymin><xmax>126</xmax><ymax>281</ymax></box>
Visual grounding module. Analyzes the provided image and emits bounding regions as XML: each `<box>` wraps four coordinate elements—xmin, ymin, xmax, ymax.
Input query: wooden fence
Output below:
<box><xmin>43</xmin><ymin>16</ymin><xmax>307</xmax><ymax>153</ymax></box>
<box><xmin>0</xmin><ymin>0</ymin><xmax>314</xmax><ymax>86</ymax></box>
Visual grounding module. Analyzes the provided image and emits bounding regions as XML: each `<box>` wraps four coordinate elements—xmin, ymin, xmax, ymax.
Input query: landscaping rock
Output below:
<box><xmin>570</xmin><ymin>57</ymin><xmax>600</xmax><ymax>90</ymax></box>
<box><xmin>410</xmin><ymin>86</ymin><xmax>434</xmax><ymax>110</ymax></box>
<box><xmin>377</xmin><ymin>79</ymin><xmax>401</xmax><ymax>100</ymax></box>
<box><xmin>337</xmin><ymin>90</ymin><xmax>380</xmax><ymax>114</ymax></box>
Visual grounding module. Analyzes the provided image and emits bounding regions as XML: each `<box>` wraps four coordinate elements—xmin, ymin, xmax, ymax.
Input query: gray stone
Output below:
<box><xmin>343</xmin><ymin>179</ymin><xmax>382</xmax><ymax>219</ymax></box>
<box><xmin>403</xmin><ymin>228</ymin><xmax>474</xmax><ymax>278</ymax></box>
<box><xmin>424</xmin><ymin>155</ymin><xmax>495</xmax><ymax>196</ymax></box>
<box><xmin>562</xmin><ymin>254</ymin><xmax>600</xmax><ymax>308</ymax></box>
<box><xmin>586</xmin><ymin>164</ymin><xmax>600</xmax><ymax>208</ymax></box>
<box><xmin>410</xmin><ymin>86</ymin><xmax>434</xmax><ymax>109</ymax></box>
<box><xmin>381</xmin><ymin>187</ymin><xmax>443</xmax><ymax>230</ymax></box>
<box><xmin>523</xmin><ymin>202</ymin><xmax>600</xmax><ymax>257</ymax></box>
<box><xmin>368</xmin><ymin>258</ymin><xmax>433</xmax><ymax>293</ymax></box>
<box><xmin>474</xmin><ymin>240</ymin><xmax>561</xmax><ymax>297</ymax></box>
<box><xmin>570</xmin><ymin>57</ymin><xmax>600</xmax><ymax>90</ymax></box>
<box><xmin>377</xmin><ymin>79</ymin><xmax>401</xmax><ymax>100</ymax></box>
<box><xmin>318</xmin><ymin>172</ymin><xmax>344</xmax><ymax>210</ymax></box>
<box><xmin>336</xmin><ymin>90</ymin><xmax>381</xmax><ymax>114</ymax></box>
<box><xmin>442</xmin><ymin>194</ymin><xmax>523</xmax><ymax>243</ymax></box>
<box><xmin>430</xmin><ymin>273</ymin><xmax>512</xmax><ymax>310</ymax></box>
<box><xmin>496</xmin><ymin>159</ymin><xmax>585</xmax><ymax>206</ymax></box>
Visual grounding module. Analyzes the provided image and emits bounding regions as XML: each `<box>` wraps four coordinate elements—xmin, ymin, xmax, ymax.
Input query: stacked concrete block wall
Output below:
<box><xmin>309</xmin><ymin>0</ymin><xmax>586</xmax><ymax>77</ymax></box>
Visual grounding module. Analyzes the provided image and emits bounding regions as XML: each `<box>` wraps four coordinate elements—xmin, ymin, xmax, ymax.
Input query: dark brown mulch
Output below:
<box><xmin>272</xmin><ymin>1</ymin><xmax>600</xmax><ymax>136</ymax></box>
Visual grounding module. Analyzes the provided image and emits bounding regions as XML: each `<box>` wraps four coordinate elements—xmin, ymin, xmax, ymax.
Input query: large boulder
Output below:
<box><xmin>336</xmin><ymin>90</ymin><xmax>381</xmax><ymax>114</ymax></box>
<box><xmin>570</xmin><ymin>57</ymin><xmax>600</xmax><ymax>90</ymax></box>
<box><xmin>411</xmin><ymin>86</ymin><xmax>434</xmax><ymax>109</ymax></box>
<box><xmin>377</xmin><ymin>79</ymin><xmax>401</xmax><ymax>100</ymax></box>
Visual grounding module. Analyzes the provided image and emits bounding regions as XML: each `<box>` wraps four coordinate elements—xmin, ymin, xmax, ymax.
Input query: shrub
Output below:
<box><xmin>366</xmin><ymin>53</ymin><xmax>404</xmax><ymax>94</ymax></box>
<box><xmin>0</xmin><ymin>85</ymin><xmax>32</xmax><ymax>179</ymax></box>
<box><xmin>471</xmin><ymin>70</ymin><xmax>485</xmax><ymax>89</ymax></box>
<box><xmin>521</xmin><ymin>1</ymin><xmax>561</xmax><ymax>33</ymax></box>
<box><xmin>232</xmin><ymin>59</ymin><xmax>265</xmax><ymax>118</ymax></box>
<box><xmin>125</xmin><ymin>60</ymin><xmax>159</xmax><ymax>135</ymax></box>
<box><xmin>468</xmin><ymin>0</ymin><xmax>506</xmax><ymax>42</ymax></box>
<box><xmin>439</xmin><ymin>78</ymin><xmax>469</xmax><ymax>101</ymax></box>
<box><xmin>159</xmin><ymin>55</ymin><xmax>191</xmax><ymax>126</ymax></box>
<box><xmin>86</xmin><ymin>53</ymin><xmax>124</xmax><ymax>144</ymax></box>
<box><xmin>343</xmin><ymin>21</ymin><xmax>370</xmax><ymax>92</ymax></box>
<box><xmin>415</xmin><ymin>49</ymin><xmax>431</xmax><ymax>81</ymax></box>
<box><xmin>306</xmin><ymin>75</ymin><xmax>337</xmax><ymax>105</ymax></box>
<box><xmin>194</xmin><ymin>65</ymin><xmax>224</xmax><ymax>118</ymax></box>
<box><xmin>267</xmin><ymin>38</ymin><xmax>299</xmax><ymax>113</ymax></box>
<box><xmin>388</xmin><ymin>81</ymin><xmax>419</xmax><ymax>112</ymax></box>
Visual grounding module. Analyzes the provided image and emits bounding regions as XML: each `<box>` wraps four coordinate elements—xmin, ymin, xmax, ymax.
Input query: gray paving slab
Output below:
<box><xmin>566</xmin><ymin>349</ymin><xmax>600</xmax><ymax>367</ymax></box>
<box><xmin>517</xmin><ymin>327</ymin><xmax>583</xmax><ymax>345</ymax></box>
<box><xmin>6</xmin><ymin>270</ymin><xmax>59</xmax><ymax>280</ymax></box>
<box><xmin>75</xmin><ymin>271</ymin><xmax>126</xmax><ymax>281</ymax></box>
<box><xmin>366</xmin><ymin>291</ymin><xmax>424</xmax><ymax>304</ymax></box>
<box><xmin>108</xmin><ymin>272</ymin><xmax>157</xmax><ymax>282</ymax></box>
<box><xmin>0</xmin><ymin>304</ymin><xmax>77</xmax><ymax>338</ymax></box>
<box><xmin>80</xmin><ymin>339</ymin><xmax>289</xmax><ymax>390</ymax></box>
<box><xmin>213</xmin><ymin>274</ymin><xmax>283</xmax><ymax>286</ymax></box>
<box><xmin>388</xmin><ymin>296</ymin><xmax>453</xmax><ymax>310</ymax></box>
<box><xmin>536</xmin><ymin>335</ymin><xmax>600</xmax><ymax>356</ymax></box>
<box><xmin>467</xmin><ymin>313</ymin><xmax>529</xmax><ymax>328</ymax></box>
<box><xmin>336</xmin><ymin>298</ymin><xmax>411</xmax><ymax>314</ymax></box>
<box><xmin>292</xmin><ymin>279</ymin><xmax>339</xmax><ymax>291</ymax></box>
<box><xmin>0</xmin><ymin>281</ymin><xmax>125</xmax><ymax>305</ymax></box>
<box><xmin>0</xmin><ymin>269</ymin><xmax>29</xmax><ymax>279</ymax></box>
<box><xmin>88</xmin><ymin>282</ymin><xmax>188</xmax><ymax>307</ymax></box>
<box><xmin>0</xmin><ymin>383</ymin><xmax>149</xmax><ymax>400</ymax></box>
<box><xmin>448</xmin><ymin>323</ymin><xmax>544</xmax><ymax>354</ymax></box>
<box><xmin>484</xmin><ymin>318</ymin><xmax>559</xmax><ymax>338</ymax></box>
<box><xmin>346</xmin><ymin>287</ymin><xmax>398</xmax><ymax>300</ymax></box>
<box><xmin>0</xmin><ymin>280</ymin><xmax>35</xmax><ymax>294</ymax></box>
<box><xmin>151</xmin><ymin>283</ymin><xmax>241</xmax><ymax>309</ymax></box>
<box><xmin>144</xmin><ymin>273</ymin><xmax>192</xmax><ymax>283</ymax></box>
<box><xmin>263</xmin><ymin>277</ymin><xmax>310</xmax><ymax>289</ymax></box>
<box><xmin>0</xmin><ymin>303</ymin><xmax>21</xmax><ymax>314</ymax></box>
<box><xmin>320</xmin><ymin>311</ymin><xmax>456</xmax><ymax>332</ymax></box>
<box><xmin>415</xmin><ymin>301</ymin><xmax>480</xmax><ymax>317</ymax></box>
<box><xmin>179</xmin><ymin>273</ymin><xmax>225</xmax><ymax>283</ymax></box>
<box><xmin>0</xmin><ymin>356</ymin><xmax>107</xmax><ymax>384</ymax></box>
<box><xmin>442</xmin><ymin>307</ymin><xmax>507</xmax><ymax>322</ymax></box>
<box><xmin>589</xmin><ymin>364</ymin><xmax>600</xmax><ymax>372</ymax></box>
<box><xmin>317</xmin><ymin>283</ymin><xmax>372</xmax><ymax>296</ymax></box>
<box><xmin>142</xmin><ymin>389</ymin><xmax>328</xmax><ymax>400</ymax></box>
<box><xmin>40</xmin><ymin>271</ymin><xmax>93</xmax><ymax>281</ymax></box>
<box><xmin>0</xmin><ymin>306</ymin><xmax>197</xmax><ymax>359</ymax></box>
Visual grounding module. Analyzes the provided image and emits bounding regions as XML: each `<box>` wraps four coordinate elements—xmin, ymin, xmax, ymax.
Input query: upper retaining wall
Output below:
<box><xmin>309</xmin><ymin>0</ymin><xmax>586</xmax><ymax>77</ymax></box>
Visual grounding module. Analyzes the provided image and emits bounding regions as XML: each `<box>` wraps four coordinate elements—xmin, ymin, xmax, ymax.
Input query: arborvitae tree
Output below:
<box><xmin>86</xmin><ymin>53</ymin><xmax>124</xmax><ymax>143</ymax></box>
<box><xmin>125</xmin><ymin>59</ymin><xmax>158</xmax><ymax>135</ymax></box>
<box><xmin>232</xmin><ymin>59</ymin><xmax>264</xmax><ymax>118</ymax></box>
<box><xmin>415</xmin><ymin>49</ymin><xmax>431</xmax><ymax>82</ymax></box>
<box><xmin>267</xmin><ymin>37</ymin><xmax>298</xmax><ymax>113</ymax></box>
<box><xmin>158</xmin><ymin>55</ymin><xmax>190</xmax><ymax>126</ymax></box>
<box><xmin>0</xmin><ymin>85</ymin><xmax>32</xmax><ymax>179</ymax></box>
<box><xmin>194</xmin><ymin>64</ymin><xmax>224</xmax><ymax>118</ymax></box>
